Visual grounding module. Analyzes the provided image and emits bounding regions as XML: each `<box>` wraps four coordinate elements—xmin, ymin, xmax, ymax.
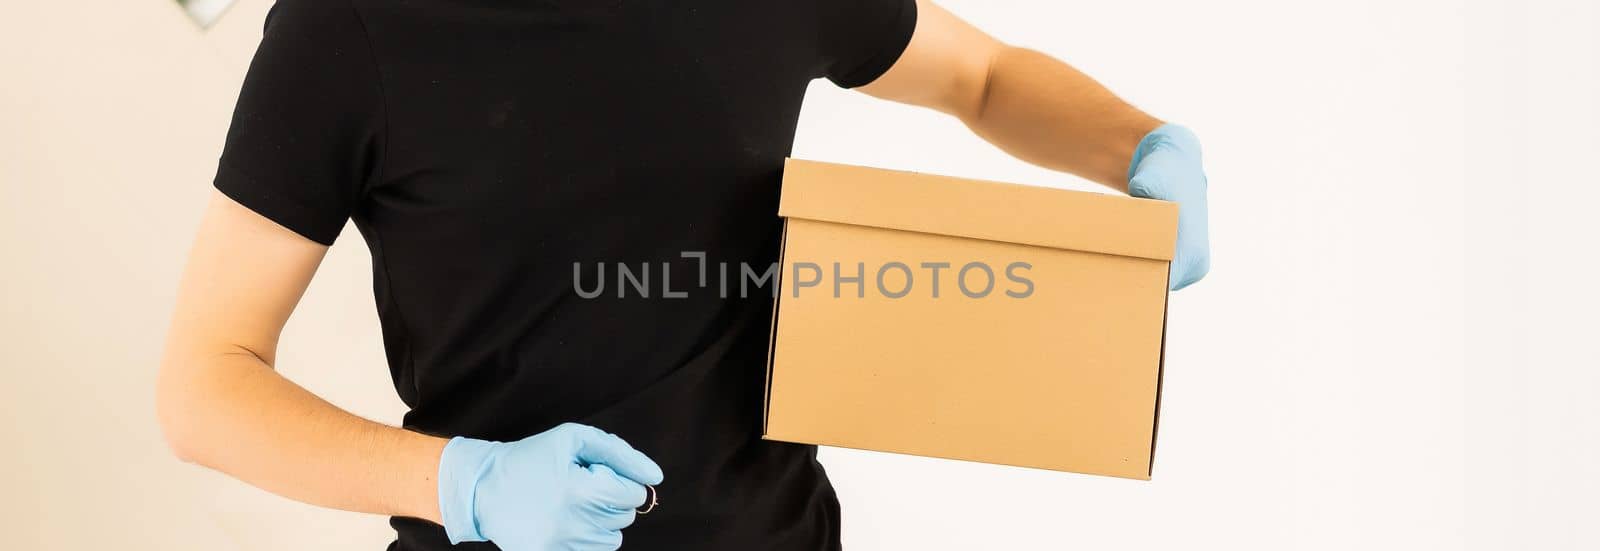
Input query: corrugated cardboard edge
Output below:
<box><xmin>761</xmin><ymin>223</ymin><xmax>789</xmax><ymax>438</ymax></box>
<box><xmin>1147</xmin><ymin>266</ymin><xmax>1173</xmax><ymax>480</ymax></box>
<box><xmin>767</xmin><ymin>435</ymin><xmax>1152</xmax><ymax>480</ymax></box>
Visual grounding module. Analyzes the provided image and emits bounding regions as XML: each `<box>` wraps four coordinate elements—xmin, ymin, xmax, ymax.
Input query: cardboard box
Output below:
<box><xmin>762</xmin><ymin>159</ymin><xmax>1178</xmax><ymax>480</ymax></box>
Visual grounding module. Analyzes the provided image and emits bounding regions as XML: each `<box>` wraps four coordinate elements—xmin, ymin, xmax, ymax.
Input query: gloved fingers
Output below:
<box><xmin>588</xmin><ymin>504</ymin><xmax>638</xmax><ymax>532</ymax></box>
<box><xmin>583</xmin><ymin>463</ymin><xmax>650</xmax><ymax>509</ymax></box>
<box><xmin>1170</xmin><ymin>204</ymin><xmax>1210</xmax><ymax>291</ymax></box>
<box><xmin>1169</xmin><ymin>252</ymin><xmax>1210</xmax><ymax>291</ymax></box>
<box><xmin>568</xmin><ymin>425</ymin><xmax>665</xmax><ymax>486</ymax></box>
<box><xmin>572</xmin><ymin>528</ymin><xmax>624</xmax><ymax>551</ymax></box>
<box><xmin>1127</xmin><ymin>170</ymin><xmax>1169</xmax><ymax>200</ymax></box>
<box><xmin>1169</xmin><ymin>264</ymin><xmax>1194</xmax><ymax>291</ymax></box>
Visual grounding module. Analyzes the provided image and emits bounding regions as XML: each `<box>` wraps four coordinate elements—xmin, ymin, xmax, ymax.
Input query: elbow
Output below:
<box><xmin>162</xmin><ymin>435</ymin><xmax>202</xmax><ymax>465</ymax></box>
<box><xmin>156</xmin><ymin>382</ymin><xmax>200</xmax><ymax>464</ymax></box>
<box><xmin>158</xmin><ymin>424</ymin><xmax>202</xmax><ymax>466</ymax></box>
<box><xmin>156</xmin><ymin>338</ymin><xmax>273</xmax><ymax>467</ymax></box>
<box><xmin>155</xmin><ymin>353</ymin><xmax>206</xmax><ymax>465</ymax></box>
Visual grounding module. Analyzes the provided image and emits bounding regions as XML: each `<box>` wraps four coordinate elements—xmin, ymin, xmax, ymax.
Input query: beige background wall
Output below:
<box><xmin>3</xmin><ymin>0</ymin><xmax>405</xmax><ymax>548</ymax></box>
<box><xmin>6</xmin><ymin>0</ymin><xmax>1598</xmax><ymax>550</ymax></box>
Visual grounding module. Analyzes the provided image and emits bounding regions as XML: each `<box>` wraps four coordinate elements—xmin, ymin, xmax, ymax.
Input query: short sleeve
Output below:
<box><xmin>815</xmin><ymin>0</ymin><xmax>919</xmax><ymax>88</ymax></box>
<box><xmin>213</xmin><ymin>0</ymin><xmax>386</xmax><ymax>246</ymax></box>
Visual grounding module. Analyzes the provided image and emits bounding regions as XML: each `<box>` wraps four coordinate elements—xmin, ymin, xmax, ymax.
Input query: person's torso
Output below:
<box><xmin>347</xmin><ymin>1</ymin><xmax>840</xmax><ymax>549</ymax></box>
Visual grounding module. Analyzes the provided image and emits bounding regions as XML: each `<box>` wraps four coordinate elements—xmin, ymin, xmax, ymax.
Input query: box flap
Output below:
<box><xmin>780</xmin><ymin>158</ymin><xmax>1179</xmax><ymax>261</ymax></box>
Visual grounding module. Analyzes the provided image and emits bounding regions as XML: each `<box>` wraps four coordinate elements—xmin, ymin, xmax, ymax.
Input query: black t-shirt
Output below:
<box><xmin>213</xmin><ymin>0</ymin><xmax>916</xmax><ymax>549</ymax></box>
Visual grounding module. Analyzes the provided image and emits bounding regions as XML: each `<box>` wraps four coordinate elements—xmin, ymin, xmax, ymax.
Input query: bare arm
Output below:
<box><xmin>859</xmin><ymin>0</ymin><xmax>1162</xmax><ymax>191</ymax></box>
<box><xmin>156</xmin><ymin>191</ymin><xmax>446</xmax><ymax>523</ymax></box>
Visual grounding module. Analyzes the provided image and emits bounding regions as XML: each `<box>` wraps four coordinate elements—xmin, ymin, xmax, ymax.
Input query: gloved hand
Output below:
<box><xmin>1128</xmin><ymin>123</ymin><xmax>1210</xmax><ymax>290</ymax></box>
<box><xmin>438</xmin><ymin>423</ymin><xmax>664</xmax><ymax>550</ymax></box>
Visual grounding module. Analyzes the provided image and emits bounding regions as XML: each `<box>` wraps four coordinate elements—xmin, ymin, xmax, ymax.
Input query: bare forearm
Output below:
<box><xmin>963</xmin><ymin>47</ymin><xmax>1162</xmax><ymax>191</ymax></box>
<box><xmin>157</xmin><ymin>348</ymin><xmax>446</xmax><ymax>523</ymax></box>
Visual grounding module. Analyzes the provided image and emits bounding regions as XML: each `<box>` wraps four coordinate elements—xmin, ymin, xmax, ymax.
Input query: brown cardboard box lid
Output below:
<box><xmin>779</xmin><ymin>159</ymin><xmax>1178</xmax><ymax>260</ymax></box>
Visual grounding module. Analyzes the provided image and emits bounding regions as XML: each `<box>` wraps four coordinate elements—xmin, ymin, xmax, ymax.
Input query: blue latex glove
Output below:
<box><xmin>438</xmin><ymin>423</ymin><xmax>664</xmax><ymax>550</ymax></box>
<box><xmin>1128</xmin><ymin>123</ymin><xmax>1211</xmax><ymax>290</ymax></box>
